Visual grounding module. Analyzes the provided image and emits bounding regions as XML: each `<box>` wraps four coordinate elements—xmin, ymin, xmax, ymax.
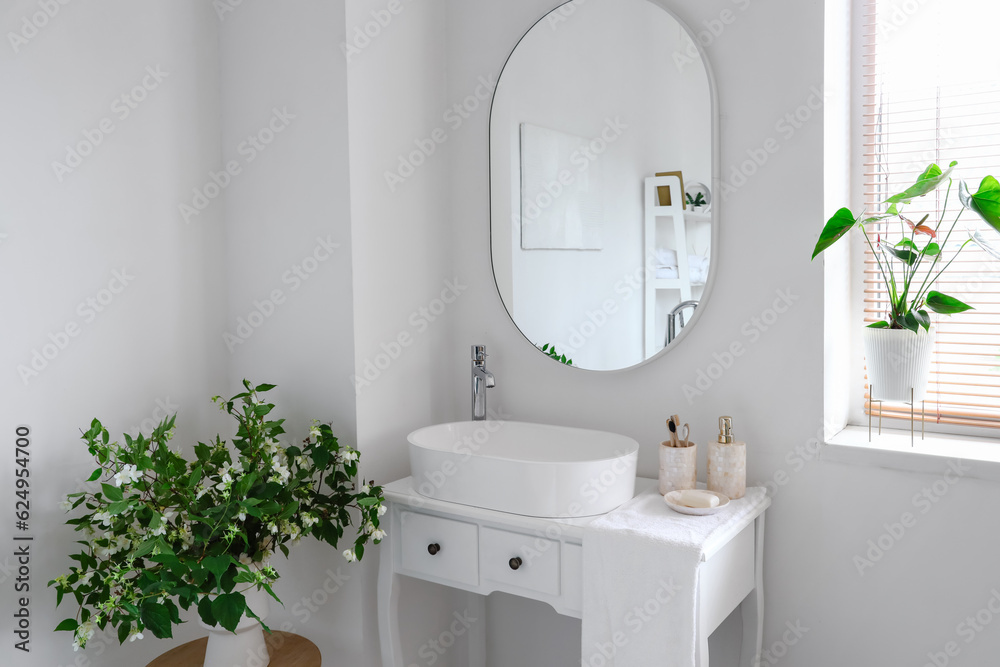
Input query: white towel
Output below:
<box><xmin>582</xmin><ymin>485</ymin><xmax>768</xmax><ymax>666</ymax></box>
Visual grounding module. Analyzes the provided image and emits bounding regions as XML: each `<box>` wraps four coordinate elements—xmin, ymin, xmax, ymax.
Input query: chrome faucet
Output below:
<box><xmin>666</xmin><ymin>300</ymin><xmax>699</xmax><ymax>345</ymax></box>
<box><xmin>471</xmin><ymin>344</ymin><xmax>495</xmax><ymax>421</ymax></box>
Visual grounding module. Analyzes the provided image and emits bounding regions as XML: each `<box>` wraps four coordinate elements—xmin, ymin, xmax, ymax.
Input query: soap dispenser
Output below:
<box><xmin>707</xmin><ymin>416</ymin><xmax>746</xmax><ymax>499</ymax></box>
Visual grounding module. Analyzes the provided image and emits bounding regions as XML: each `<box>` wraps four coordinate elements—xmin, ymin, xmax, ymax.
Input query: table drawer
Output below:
<box><xmin>399</xmin><ymin>511</ymin><xmax>479</xmax><ymax>586</ymax></box>
<box><xmin>480</xmin><ymin>526</ymin><xmax>560</xmax><ymax>596</ymax></box>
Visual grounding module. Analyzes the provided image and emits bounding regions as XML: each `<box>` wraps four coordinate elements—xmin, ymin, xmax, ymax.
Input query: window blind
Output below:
<box><xmin>861</xmin><ymin>0</ymin><xmax>1000</xmax><ymax>429</ymax></box>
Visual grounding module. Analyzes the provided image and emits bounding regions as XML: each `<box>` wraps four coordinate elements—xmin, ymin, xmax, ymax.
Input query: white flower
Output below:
<box><xmin>60</xmin><ymin>498</ymin><xmax>74</xmax><ymax>512</ymax></box>
<box><xmin>113</xmin><ymin>464</ymin><xmax>141</xmax><ymax>487</ymax></box>
<box><xmin>377</xmin><ymin>504</ymin><xmax>387</xmax><ymax>517</ymax></box>
<box><xmin>372</xmin><ymin>528</ymin><xmax>386</xmax><ymax>541</ymax></box>
<box><xmin>239</xmin><ymin>553</ymin><xmax>254</xmax><ymax>566</ymax></box>
<box><xmin>267</xmin><ymin>522</ymin><xmax>279</xmax><ymax>534</ymax></box>
<box><xmin>342</xmin><ymin>549</ymin><xmax>357</xmax><ymax>562</ymax></box>
<box><xmin>270</xmin><ymin>456</ymin><xmax>290</xmax><ymax>485</ymax></box>
<box><xmin>128</xmin><ymin>629</ymin><xmax>144</xmax><ymax>642</ymax></box>
<box><xmin>263</xmin><ymin>438</ymin><xmax>279</xmax><ymax>455</ymax></box>
<box><xmin>301</xmin><ymin>513</ymin><xmax>318</xmax><ymax>528</ymax></box>
<box><xmin>337</xmin><ymin>448</ymin><xmax>359</xmax><ymax>463</ymax></box>
<box><xmin>92</xmin><ymin>511</ymin><xmax>113</xmax><ymax>527</ymax></box>
<box><xmin>73</xmin><ymin>621</ymin><xmax>96</xmax><ymax>651</ymax></box>
<box><xmin>237</xmin><ymin>511</ymin><xmax>247</xmax><ymax>522</ymax></box>
<box><xmin>77</xmin><ymin>571</ymin><xmax>94</xmax><ymax>587</ymax></box>
<box><xmin>364</xmin><ymin>522</ymin><xmax>376</xmax><ymax>534</ymax></box>
<box><xmin>361</xmin><ymin>483</ymin><xmax>371</xmax><ymax>494</ymax></box>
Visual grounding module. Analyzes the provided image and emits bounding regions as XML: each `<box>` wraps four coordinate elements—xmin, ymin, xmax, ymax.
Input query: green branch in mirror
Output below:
<box><xmin>539</xmin><ymin>344</ymin><xmax>573</xmax><ymax>366</ymax></box>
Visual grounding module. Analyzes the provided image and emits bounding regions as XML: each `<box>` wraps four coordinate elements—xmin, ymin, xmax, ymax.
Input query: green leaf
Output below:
<box><xmin>101</xmin><ymin>483</ymin><xmax>123</xmax><ymax>502</ymax></box>
<box><xmin>896</xmin><ymin>238</ymin><xmax>918</xmax><ymax>250</ymax></box>
<box><xmin>885</xmin><ymin>245</ymin><xmax>918</xmax><ymax>266</ymax></box>
<box><xmin>140</xmin><ymin>601</ymin><xmax>173</xmax><ymax>639</ymax></box>
<box><xmin>87</xmin><ymin>468</ymin><xmax>102</xmax><ymax>482</ymax></box>
<box><xmin>197</xmin><ymin>596</ymin><xmax>217</xmax><ymax>627</ymax></box>
<box><xmin>912</xmin><ymin>309</ymin><xmax>931</xmax><ymax>332</ymax></box>
<box><xmin>959</xmin><ymin>176</ymin><xmax>1000</xmax><ymax>233</ymax></box>
<box><xmin>202</xmin><ymin>555</ymin><xmax>233</xmax><ymax>591</ymax></box>
<box><xmin>812</xmin><ymin>208</ymin><xmax>858</xmax><ymax>259</ymax></box>
<box><xmin>925</xmin><ymin>291</ymin><xmax>973</xmax><ymax>314</ymax></box>
<box><xmin>357</xmin><ymin>497</ymin><xmax>379</xmax><ymax>507</ymax></box>
<box><xmin>885</xmin><ymin>161</ymin><xmax>957</xmax><ymax>204</ymax></box>
<box><xmin>54</xmin><ymin>618</ymin><xmax>79</xmax><ymax>633</ymax></box>
<box><xmin>254</xmin><ymin>383</ymin><xmax>277</xmax><ymax>392</ymax></box>
<box><xmin>211</xmin><ymin>592</ymin><xmax>246</xmax><ymax>633</ymax></box>
<box><xmin>867</xmin><ymin>320</ymin><xmax>890</xmax><ymax>328</ymax></box>
<box><xmin>902</xmin><ymin>311</ymin><xmax>921</xmax><ymax>333</ymax></box>
<box><xmin>117</xmin><ymin>622</ymin><xmax>131</xmax><ymax>644</ymax></box>
<box><xmin>922</xmin><ymin>242</ymin><xmax>941</xmax><ymax>256</ymax></box>
<box><xmin>108</xmin><ymin>501</ymin><xmax>130</xmax><ymax>515</ymax></box>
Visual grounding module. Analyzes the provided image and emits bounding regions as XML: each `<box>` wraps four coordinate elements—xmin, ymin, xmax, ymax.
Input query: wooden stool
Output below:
<box><xmin>146</xmin><ymin>631</ymin><xmax>320</xmax><ymax>667</ymax></box>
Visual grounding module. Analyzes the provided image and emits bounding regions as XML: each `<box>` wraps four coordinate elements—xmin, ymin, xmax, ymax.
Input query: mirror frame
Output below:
<box><xmin>488</xmin><ymin>0</ymin><xmax>721</xmax><ymax>372</ymax></box>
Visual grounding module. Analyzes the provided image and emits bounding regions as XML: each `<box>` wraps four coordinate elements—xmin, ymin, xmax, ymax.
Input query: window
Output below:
<box><xmin>860</xmin><ymin>0</ymin><xmax>1000</xmax><ymax>429</ymax></box>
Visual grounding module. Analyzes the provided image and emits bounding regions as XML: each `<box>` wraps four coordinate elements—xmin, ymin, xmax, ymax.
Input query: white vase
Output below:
<box><xmin>199</xmin><ymin>587</ymin><xmax>271</xmax><ymax>667</ymax></box>
<box><xmin>863</xmin><ymin>326</ymin><xmax>936</xmax><ymax>403</ymax></box>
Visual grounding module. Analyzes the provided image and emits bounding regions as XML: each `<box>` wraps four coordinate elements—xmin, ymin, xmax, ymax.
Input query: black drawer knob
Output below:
<box><xmin>427</xmin><ymin>543</ymin><xmax>441</xmax><ymax>555</ymax></box>
<box><xmin>508</xmin><ymin>556</ymin><xmax>523</xmax><ymax>571</ymax></box>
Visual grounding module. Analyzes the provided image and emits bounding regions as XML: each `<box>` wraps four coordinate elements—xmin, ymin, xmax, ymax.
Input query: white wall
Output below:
<box><xmin>216</xmin><ymin>1</ymin><xmax>367</xmax><ymax>664</ymax></box>
<box><xmin>439</xmin><ymin>0</ymin><xmax>1000</xmax><ymax>666</ymax></box>
<box><xmin>0</xmin><ymin>2</ymin><xmax>228</xmax><ymax>665</ymax></box>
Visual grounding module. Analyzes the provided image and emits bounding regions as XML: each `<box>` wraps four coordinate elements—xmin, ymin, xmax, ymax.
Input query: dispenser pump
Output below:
<box><xmin>717</xmin><ymin>416</ymin><xmax>734</xmax><ymax>444</ymax></box>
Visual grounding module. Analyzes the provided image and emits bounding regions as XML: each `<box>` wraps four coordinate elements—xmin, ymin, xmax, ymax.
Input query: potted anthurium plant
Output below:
<box><xmin>49</xmin><ymin>381</ymin><xmax>384</xmax><ymax>666</ymax></box>
<box><xmin>812</xmin><ymin>161</ymin><xmax>1000</xmax><ymax>402</ymax></box>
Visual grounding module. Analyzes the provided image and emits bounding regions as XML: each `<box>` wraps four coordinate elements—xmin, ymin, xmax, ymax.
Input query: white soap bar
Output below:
<box><xmin>677</xmin><ymin>490</ymin><xmax>720</xmax><ymax>509</ymax></box>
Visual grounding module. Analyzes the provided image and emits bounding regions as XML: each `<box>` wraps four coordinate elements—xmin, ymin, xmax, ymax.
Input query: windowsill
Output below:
<box><xmin>823</xmin><ymin>425</ymin><xmax>1000</xmax><ymax>483</ymax></box>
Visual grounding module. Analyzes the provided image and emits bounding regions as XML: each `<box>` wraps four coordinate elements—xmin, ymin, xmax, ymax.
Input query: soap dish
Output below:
<box><xmin>664</xmin><ymin>490</ymin><xmax>730</xmax><ymax>516</ymax></box>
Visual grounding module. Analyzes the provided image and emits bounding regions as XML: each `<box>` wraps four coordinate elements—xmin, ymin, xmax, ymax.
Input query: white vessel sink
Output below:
<box><xmin>407</xmin><ymin>421</ymin><xmax>639</xmax><ymax>518</ymax></box>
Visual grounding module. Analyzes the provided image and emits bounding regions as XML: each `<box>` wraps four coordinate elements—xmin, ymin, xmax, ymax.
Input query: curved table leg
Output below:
<box><xmin>739</xmin><ymin>513</ymin><xmax>765</xmax><ymax>667</ymax></box>
<box><xmin>378</xmin><ymin>534</ymin><xmax>404</xmax><ymax>667</ymax></box>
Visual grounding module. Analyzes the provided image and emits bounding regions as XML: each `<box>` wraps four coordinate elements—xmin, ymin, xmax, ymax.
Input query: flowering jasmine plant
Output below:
<box><xmin>50</xmin><ymin>381</ymin><xmax>384</xmax><ymax>651</ymax></box>
<box><xmin>812</xmin><ymin>161</ymin><xmax>1000</xmax><ymax>331</ymax></box>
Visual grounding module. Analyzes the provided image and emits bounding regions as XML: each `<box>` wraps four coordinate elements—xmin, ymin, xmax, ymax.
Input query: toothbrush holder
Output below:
<box><xmin>658</xmin><ymin>441</ymin><xmax>697</xmax><ymax>495</ymax></box>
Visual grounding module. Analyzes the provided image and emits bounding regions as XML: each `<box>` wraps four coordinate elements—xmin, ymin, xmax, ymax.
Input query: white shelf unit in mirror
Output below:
<box><xmin>644</xmin><ymin>174</ymin><xmax>710</xmax><ymax>357</ymax></box>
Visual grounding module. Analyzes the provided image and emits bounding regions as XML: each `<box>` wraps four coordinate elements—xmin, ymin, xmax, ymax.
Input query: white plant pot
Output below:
<box><xmin>863</xmin><ymin>326</ymin><xmax>936</xmax><ymax>403</ymax></box>
<box><xmin>199</xmin><ymin>587</ymin><xmax>271</xmax><ymax>667</ymax></box>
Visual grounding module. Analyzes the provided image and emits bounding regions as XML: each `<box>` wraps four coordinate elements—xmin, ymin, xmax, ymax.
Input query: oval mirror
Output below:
<box><xmin>490</xmin><ymin>0</ymin><xmax>717</xmax><ymax>371</ymax></box>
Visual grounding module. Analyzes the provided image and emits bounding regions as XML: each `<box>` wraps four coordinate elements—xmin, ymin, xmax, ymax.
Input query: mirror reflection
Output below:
<box><xmin>490</xmin><ymin>0</ymin><xmax>715</xmax><ymax>371</ymax></box>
